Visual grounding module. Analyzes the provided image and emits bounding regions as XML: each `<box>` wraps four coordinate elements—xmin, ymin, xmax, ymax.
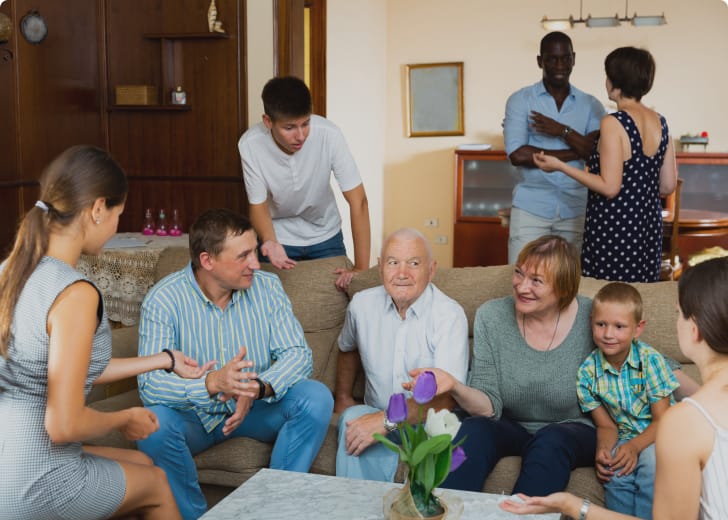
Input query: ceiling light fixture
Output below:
<box><xmin>541</xmin><ymin>0</ymin><xmax>667</xmax><ymax>29</ymax></box>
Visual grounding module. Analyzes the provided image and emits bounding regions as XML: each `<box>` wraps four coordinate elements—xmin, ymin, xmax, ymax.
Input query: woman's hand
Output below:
<box><xmin>532</xmin><ymin>150</ymin><xmax>566</xmax><ymax>173</ymax></box>
<box><xmin>499</xmin><ymin>492</ymin><xmax>575</xmax><ymax>516</ymax></box>
<box><xmin>170</xmin><ymin>350</ymin><xmax>217</xmax><ymax>379</ymax></box>
<box><xmin>121</xmin><ymin>407</ymin><xmax>160</xmax><ymax>441</ymax></box>
<box><xmin>405</xmin><ymin>367</ymin><xmax>459</xmax><ymax>396</ymax></box>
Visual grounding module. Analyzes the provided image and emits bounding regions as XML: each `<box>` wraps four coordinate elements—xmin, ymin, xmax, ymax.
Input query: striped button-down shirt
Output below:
<box><xmin>138</xmin><ymin>263</ymin><xmax>312</xmax><ymax>432</ymax></box>
<box><xmin>577</xmin><ymin>339</ymin><xmax>678</xmax><ymax>441</ymax></box>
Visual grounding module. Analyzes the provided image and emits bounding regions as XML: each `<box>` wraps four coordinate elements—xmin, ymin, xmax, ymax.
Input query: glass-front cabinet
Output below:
<box><xmin>454</xmin><ymin>150</ymin><xmax>517</xmax><ymax>267</ymax></box>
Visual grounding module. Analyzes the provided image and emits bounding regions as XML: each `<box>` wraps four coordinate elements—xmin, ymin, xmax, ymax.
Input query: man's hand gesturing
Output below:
<box><xmin>205</xmin><ymin>347</ymin><xmax>259</xmax><ymax>399</ymax></box>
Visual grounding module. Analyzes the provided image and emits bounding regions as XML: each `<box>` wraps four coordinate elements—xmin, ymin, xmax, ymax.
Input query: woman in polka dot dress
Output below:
<box><xmin>533</xmin><ymin>46</ymin><xmax>677</xmax><ymax>282</ymax></box>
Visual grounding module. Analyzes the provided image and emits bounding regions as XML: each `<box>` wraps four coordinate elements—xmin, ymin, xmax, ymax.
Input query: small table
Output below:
<box><xmin>77</xmin><ymin>232</ymin><xmax>188</xmax><ymax>326</ymax></box>
<box><xmin>200</xmin><ymin>469</ymin><xmax>558</xmax><ymax>520</ymax></box>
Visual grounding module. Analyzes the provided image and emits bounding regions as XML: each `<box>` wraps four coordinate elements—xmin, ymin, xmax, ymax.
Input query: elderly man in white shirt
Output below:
<box><xmin>334</xmin><ymin>228</ymin><xmax>469</xmax><ymax>481</ymax></box>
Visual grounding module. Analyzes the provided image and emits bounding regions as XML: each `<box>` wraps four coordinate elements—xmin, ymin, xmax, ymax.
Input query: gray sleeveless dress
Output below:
<box><xmin>0</xmin><ymin>257</ymin><xmax>126</xmax><ymax>520</ymax></box>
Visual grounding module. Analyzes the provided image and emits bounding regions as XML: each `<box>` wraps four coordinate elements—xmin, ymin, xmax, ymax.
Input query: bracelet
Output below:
<box><xmin>162</xmin><ymin>348</ymin><xmax>175</xmax><ymax>373</ymax></box>
<box><xmin>578</xmin><ymin>499</ymin><xmax>590</xmax><ymax>520</ymax></box>
<box><xmin>255</xmin><ymin>379</ymin><xmax>267</xmax><ymax>400</ymax></box>
<box><xmin>561</xmin><ymin>125</ymin><xmax>572</xmax><ymax>139</ymax></box>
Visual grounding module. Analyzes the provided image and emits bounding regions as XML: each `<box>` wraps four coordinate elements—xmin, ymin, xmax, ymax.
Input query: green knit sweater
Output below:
<box><xmin>469</xmin><ymin>295</ymin><xmax>594</xmax><ymax>434</ymax></box>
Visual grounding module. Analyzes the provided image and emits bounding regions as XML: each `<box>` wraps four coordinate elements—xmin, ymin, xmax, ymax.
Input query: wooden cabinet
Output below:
<box><xmin>453</xmin><ymin>150</ymin><xmax>728</xmax><ymax>268</ymax></box>
<box><xmin>453</xmin><ymin>150</ymin><xmax>517</xmax><ymax>267</ymax></box>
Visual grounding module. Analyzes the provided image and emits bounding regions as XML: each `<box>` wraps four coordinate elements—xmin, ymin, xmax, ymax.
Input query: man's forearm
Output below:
<box><xmin>509</xmin><ymin>145</ymin><xmax>580</xmax><ymax>167</ymax></box>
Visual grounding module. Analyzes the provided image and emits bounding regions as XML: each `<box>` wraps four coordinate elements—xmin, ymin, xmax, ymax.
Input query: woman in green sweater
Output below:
<box><xmin>414</xmin><ymin>234</ymin><xmax>694</xmax><ymax>496</ymax></box>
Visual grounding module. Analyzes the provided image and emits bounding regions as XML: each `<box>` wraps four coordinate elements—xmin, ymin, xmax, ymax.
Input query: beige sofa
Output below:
<box><xmin>89</xmin><ymin>249</ymin><xmax>697</xmax><ymax>508</ymax></box>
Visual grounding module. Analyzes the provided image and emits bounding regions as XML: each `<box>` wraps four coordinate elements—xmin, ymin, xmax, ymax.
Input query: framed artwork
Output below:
<box><xmin>405</xmin><ymin>62</ymin><xmax>464</xmax><ymax>137</ymax></box>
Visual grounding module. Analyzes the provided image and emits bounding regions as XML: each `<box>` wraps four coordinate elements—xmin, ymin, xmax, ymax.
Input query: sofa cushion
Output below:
<box><xmin>260</xmin><ymin>256</ymin><xmax>352</xmax><ymax>333</ymax></box>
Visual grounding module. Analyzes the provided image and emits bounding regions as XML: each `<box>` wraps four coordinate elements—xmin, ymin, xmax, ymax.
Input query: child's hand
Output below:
<box><xmin>595</xmin><ymin>448</ymin><xmax>615</xmax><ymax>483</ymax></box>
<box><xmin>611</xmin><ymin>441</ymin><xmax>640</xmax><ymax>476</ymax></box>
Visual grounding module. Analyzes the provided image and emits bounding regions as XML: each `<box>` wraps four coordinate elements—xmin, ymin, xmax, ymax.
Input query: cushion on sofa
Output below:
<box><xmin>260</xmin><ymin>256</ymin><xmax>352</xmax><ymax>333</ymax></box>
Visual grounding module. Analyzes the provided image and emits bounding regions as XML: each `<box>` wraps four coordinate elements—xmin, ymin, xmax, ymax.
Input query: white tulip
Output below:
<box><xmin>424</xmin><ymin>408</ymin><xmax>461</xmax><ymax>439</ymax></box>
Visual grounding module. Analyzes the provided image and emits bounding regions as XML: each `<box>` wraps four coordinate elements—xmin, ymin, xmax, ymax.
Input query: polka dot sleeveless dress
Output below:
<box><xmin>581</xmin><ymin>111</ymin><xmax>669</xmax><ymax>282</ymax></box>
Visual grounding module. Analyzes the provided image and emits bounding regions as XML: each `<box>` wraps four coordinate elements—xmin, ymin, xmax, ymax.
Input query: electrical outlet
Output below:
<box><xmin>424</xmin><ymin>218</ymin><xmax>439</xmax><ymax>228</ymax></box>
<box><xmin>434</xmin><ymin>235</ymin><xmax>448</xmax><ymax>245</ymax></box>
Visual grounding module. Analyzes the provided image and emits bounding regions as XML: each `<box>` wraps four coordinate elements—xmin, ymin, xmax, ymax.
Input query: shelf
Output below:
<box><xmin>108</xmin><ymin>104</ymin><xmax>192</xmax><ymax>112</ymax></box>
<box><xmin>143</xmin><ymin>32</ymin><xmax>231</xmax><ymax>40</ymax></box>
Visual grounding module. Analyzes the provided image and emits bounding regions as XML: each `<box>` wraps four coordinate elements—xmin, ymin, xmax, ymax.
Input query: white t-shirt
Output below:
<box><xmin>338</xmin><ymin>283</ymin><xmax>469</xmax><ymax>410</ymax></box>
<box><xmin>238</xmin><ymin>114</ymin><xmax>362</xmax><ymax>246</ymax></box>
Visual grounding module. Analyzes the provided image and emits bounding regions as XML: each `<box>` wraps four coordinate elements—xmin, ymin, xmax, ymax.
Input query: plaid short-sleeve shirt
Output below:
<box><xmin>577</xmin><ymin>340</ymin><xmax>679</xmax><ymax>440</ymax></box>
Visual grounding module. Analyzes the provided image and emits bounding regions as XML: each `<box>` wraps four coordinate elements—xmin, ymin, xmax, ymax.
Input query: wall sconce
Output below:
<box><xmin>541</xmin><ymin>0</ymin><xmax>667</xmax><ymax>29</ymax></box>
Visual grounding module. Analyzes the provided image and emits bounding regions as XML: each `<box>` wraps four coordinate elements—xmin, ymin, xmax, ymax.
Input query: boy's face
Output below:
<box><xmin>263</xmin><ymin>114</ymin><xmax>311</xmax><ymax>155</ymax></box>
<box><xmin>591</xmin><ymin>301</ymin><xmax>646</xmax><ymax>367</ymax></box>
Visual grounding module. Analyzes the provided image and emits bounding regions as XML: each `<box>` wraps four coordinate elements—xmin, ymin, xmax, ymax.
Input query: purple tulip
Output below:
<box><xmin>386</xmin><ymin>393</ymin><xmax>408</xmax><ymax>424</ymax></box>
<box><xmin>413</xmin><ymin>370</ymin><xmax>437</xmax><ymax>404</ymax></box>
<box><xmin>450</xmin><ymin>446</ymin><xmax>466</xmax><ymax>473</ymax></box>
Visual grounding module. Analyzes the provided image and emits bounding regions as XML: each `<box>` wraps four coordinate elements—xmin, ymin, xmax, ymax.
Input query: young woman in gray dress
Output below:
<box><xmin>0</xmin><ymin>146</ymin><xmax>214</xmax><ymax>519</ymax></box>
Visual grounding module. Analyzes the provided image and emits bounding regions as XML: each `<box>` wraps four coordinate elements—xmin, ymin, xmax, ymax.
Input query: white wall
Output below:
<box><xmin>246</xmin><ymin>1</ymin><xmax>274</xmax><ymax>127</ymax></box>
<box><xmin>327</xmin><ymin>0</ymin><xmax>387</xmax><ymax>267</ymax></box>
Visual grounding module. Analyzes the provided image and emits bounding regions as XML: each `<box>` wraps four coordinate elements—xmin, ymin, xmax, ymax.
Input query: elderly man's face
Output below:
<box><xmin>379</xmin><ymin>236</ymin><xmax>435</xmax><ymax>316</ymax></box>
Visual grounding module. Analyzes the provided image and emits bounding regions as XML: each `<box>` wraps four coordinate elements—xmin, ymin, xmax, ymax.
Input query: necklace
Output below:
<box><xmin>522</xmin><ymin>309</ymin><xmax>562</xmax><ymax>351</ymax></box>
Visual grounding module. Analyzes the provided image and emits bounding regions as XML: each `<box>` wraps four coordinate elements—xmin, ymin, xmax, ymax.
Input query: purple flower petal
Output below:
<box><xmin>413</xmin><ymin>370</ymin><xmax>437</xmax><ymax>404</ymax></box>
<box><xmin>449</xmin><ymin>446</ymin><xmax>466</xmax><ymax>472</ymax></box>
<box><xmin>386</xmin><ymin>393</ymin><xmax>407</xmax><ymax>424</ymax></box>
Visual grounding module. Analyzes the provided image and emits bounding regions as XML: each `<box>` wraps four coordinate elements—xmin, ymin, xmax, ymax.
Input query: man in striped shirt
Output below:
<box><xmin>136</xmin><ymin>208</ymin><xmax>333</xmax><ymax>520</ymax></box>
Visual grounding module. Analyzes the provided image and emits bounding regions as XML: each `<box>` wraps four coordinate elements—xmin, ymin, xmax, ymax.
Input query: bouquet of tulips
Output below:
<box><xmin>374</xmin><ymin>370</ymin><xmax>466</xmax><ymax>517</ymax></box>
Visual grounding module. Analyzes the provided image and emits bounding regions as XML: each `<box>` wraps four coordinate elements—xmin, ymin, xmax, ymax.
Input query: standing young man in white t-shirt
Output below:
<box><xmin>238</xmin><ymin>76</ymin><xmax>371</xmax><ymax>289</ymax></box>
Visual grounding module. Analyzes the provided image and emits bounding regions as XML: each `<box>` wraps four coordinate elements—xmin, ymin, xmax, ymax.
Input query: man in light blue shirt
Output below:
<box><xmin>334</xmin><ymin>228</ymin><xmax>468</xmax><ymax>482</ymax></box>
<box><xmin>503</xmin><ymin>31</ymin><xmax>606</xmax><ymax>264</ymax></box>
<box><xmin>136</xmin><ymin>208</ymin><xmax>333</xmax><ymax>520</ymax></box>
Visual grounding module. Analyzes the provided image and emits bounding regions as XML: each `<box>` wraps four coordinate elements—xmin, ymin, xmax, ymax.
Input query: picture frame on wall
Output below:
<box><xmin>405</xmin><ymin>62</ymin><xmax>464</xmax><ymax>137</ymax></box>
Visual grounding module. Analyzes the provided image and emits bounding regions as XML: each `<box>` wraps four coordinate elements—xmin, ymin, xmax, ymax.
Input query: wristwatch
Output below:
<box><xmin>561</xmin><ymin>125</ymin><xmax>572</xmax><ymax>139</ymax></box>
<box><xmin>383</xmin><ymin>414</ymin><xmax>398</xmax><ymax>432</ymax></box>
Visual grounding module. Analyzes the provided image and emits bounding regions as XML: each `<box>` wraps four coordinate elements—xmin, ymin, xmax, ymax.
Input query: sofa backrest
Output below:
<box><xmin>347</xmin><ymin>263</ymin><xmax>688</xmax><ymax>368</ymax></box>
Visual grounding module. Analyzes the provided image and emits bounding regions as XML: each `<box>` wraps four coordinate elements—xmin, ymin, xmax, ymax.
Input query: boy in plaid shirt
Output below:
<box><xmin>577</xmin><ymin>282</ymin><xmax>678</xmax><ymax>520</ymax></box>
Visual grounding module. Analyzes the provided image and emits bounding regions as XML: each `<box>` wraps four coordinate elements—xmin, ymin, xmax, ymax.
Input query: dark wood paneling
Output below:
<box><xmin>305</xmin><ymin>0</ymin><xmax>326</xmax><ymax>116</ymax></box>
<box><xmin>275</xmin><ymin>0</ymin><xmax>305</xmax><ymax>79</ymax></box>
<box><xmin>105</xmin><ymin>0</ymin><xmax>248</xmax><ymax>232</ymax></box>
<box><xmin>453</xmin><ymin>221</ymin><xmax>509</xmax><ymax>268</ymax></box>
<box><xmin>15</xmin><ymin>0</ymin><xmax>105</xmax><ymax>178</ymax></box>
<box><xmin>0</xmin><ymin>1</ymin><xmax>17</xmax><ymax>184</ymax></box>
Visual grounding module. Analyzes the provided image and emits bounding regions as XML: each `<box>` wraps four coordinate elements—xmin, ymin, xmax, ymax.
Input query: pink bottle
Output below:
<box><xmin>142</xmin><ymin>208</ymin><xmax>155</xmax><ymax>235</ymax></box>
<box><xmin>169</xmin><ymin>209</ymin><xmax>183</xmax><ymax>236</ymax></box>
<box><xmin>156</xmin><ymin>209</ymin><xmax>168</xmax><ymax>236</ymax></box>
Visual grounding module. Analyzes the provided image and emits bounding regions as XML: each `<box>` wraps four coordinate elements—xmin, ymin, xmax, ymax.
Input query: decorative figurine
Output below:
<box><xmin>207</xmin><ymin>0</ymin><xmax>225</xmax><ymax>33</ymax></box>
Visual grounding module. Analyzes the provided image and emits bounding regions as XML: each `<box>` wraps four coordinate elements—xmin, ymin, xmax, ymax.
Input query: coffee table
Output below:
<box><xmin>200</xmin><ymin>468</ymin><xmax>558</xmax><ymax>519</ymax></box>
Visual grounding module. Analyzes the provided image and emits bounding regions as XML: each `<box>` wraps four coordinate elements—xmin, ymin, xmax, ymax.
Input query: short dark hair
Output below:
<box><xmin>678</xmin><ymin>257</ymin><xmax>728</xmax><ymax>354</ymax></box>
<box><xmin>605</xmin><ymin>46</ymin><xmax>655</xmax><ymax>101</ymax></box>
<box><xmin>593</xmin><ymin>282</ymin><xmax>643</xmax><ymax>323</ymax></box>
<box><xmin>262</xmin><ymin>76</ymin><xmax>312</xmax><ymax>121</ymax></box>
<box><xmin>540</xmin><ymin>31</ymin><xmax>573</xmax><ymax>55</ymax></box>
<box><xmin>189</xmin><ymin>209</ymin><xmax>254</xmax><ymax>270</ymax></box>
<box><xmin>516</xmin><ymin>235</ymin><xmax>581</xmax><ymax>310</ymax></box>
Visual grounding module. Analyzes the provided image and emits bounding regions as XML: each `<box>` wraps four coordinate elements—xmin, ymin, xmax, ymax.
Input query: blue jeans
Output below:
<box><xmin>441</xmin><ymin>414</ymin><xmax>596</xmax><ymax>495</ymax></box>
<box><xmin>259</xmin><ymin>231</ymin><xmax>347</xmax><ymax>263</ymax></box>
<box><xmin>336</xmin><ymin>405</ymin><xmax>400</xmax><ymax>482</ymax></box>
<box><xmin>136</xmin><ymin>380</ymin><xmax>333</xmax><ymax>520</ymax></box>
<box><xmin>604</xmin><ymin>442</ymin><xmax>656</xmax><ymax>520</ymax></box>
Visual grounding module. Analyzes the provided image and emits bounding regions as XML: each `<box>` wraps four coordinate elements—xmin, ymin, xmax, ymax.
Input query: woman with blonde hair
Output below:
<box><xmin>0</xmin><ymin>145</ymin><xmax>214</xmax><ymax>519</ymax></box>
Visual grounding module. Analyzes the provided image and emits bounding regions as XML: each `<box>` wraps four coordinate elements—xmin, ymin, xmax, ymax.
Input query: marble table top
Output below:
<box><xmin>200</xmin><ymin>468</ymin><xmax>559</xmax><ymax>520</ymax></box>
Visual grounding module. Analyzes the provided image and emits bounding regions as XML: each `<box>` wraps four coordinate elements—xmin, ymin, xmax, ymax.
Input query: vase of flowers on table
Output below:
<box><xmin>374</xmin><ymin>370</ymin><xmax>466</xmax><ymax>520</ymax></box>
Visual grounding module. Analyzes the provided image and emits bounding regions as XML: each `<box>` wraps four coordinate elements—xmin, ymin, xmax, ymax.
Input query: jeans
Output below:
<box><xmin>259</xmin><ymin>230</ymin><xmax>347</xmax><ymax>263</ymax></box>
<box><xmin>508</xmin><ymin>207</ymin><xmax>585</xmax><ymax>264</ymax></box>
<box><xmin>335</xmin><ymin>405</ymin><xmax>400</xmax><ymax>482</ymax></box>
<box><xmin>441</xmin><ymin>414</ymin><xmax>596</xmax><ymax>495</ymax></box>
<box><xmin>137</xmin><ymin>379</ymin><xmax>333</xmax><ymax>520</ymax></box>
<box><xmin>604</xmin><ymin>442</ymin><xmax>656</xmax><ymax>520</ymax></box>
